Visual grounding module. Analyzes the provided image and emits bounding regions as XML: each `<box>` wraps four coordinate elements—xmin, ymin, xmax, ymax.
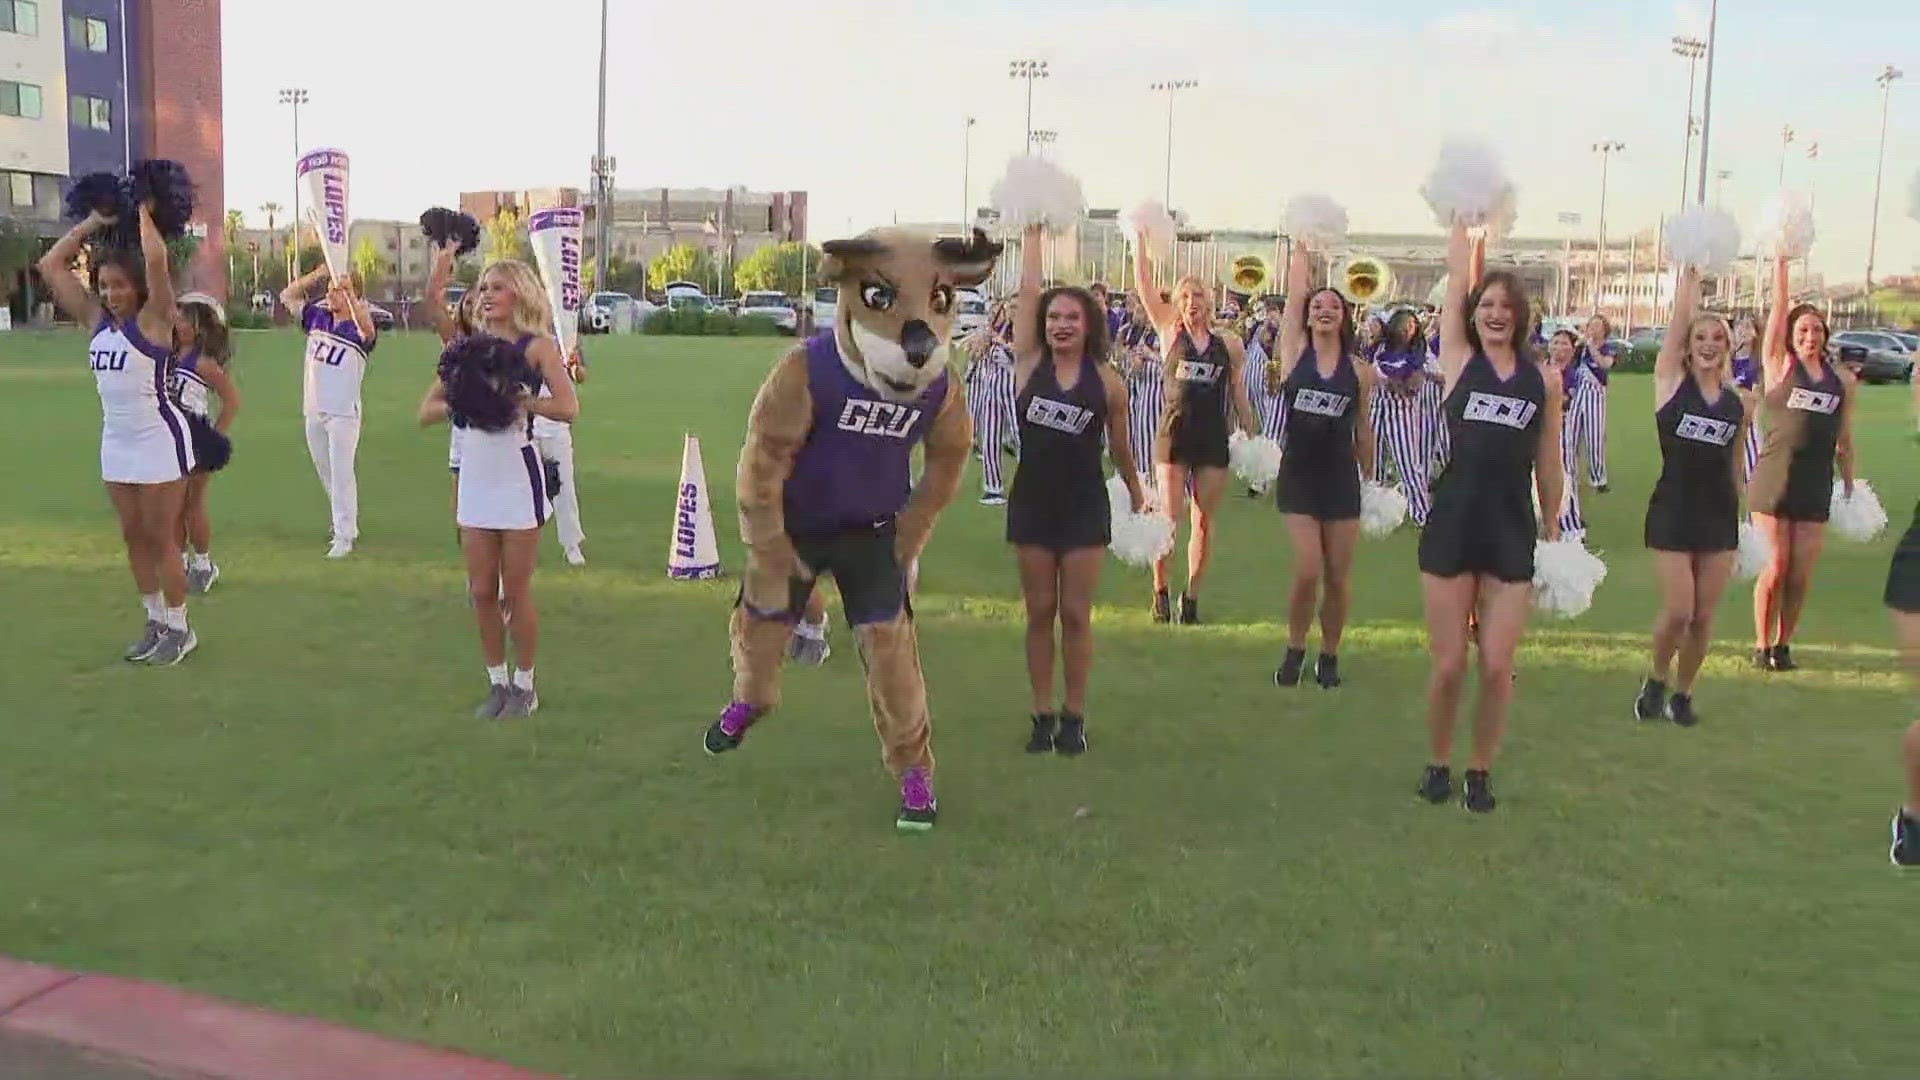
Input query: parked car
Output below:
<box><xmin>584</xmin><ymin>292</ymin><xmax>649</xmax><ymax>334</ymax></box>
<box><xmin>737</xmin><ymin>291</ymin><xmax>799</xmax><ymax>333</ymax></box>
<box><xmin>1887</xmin><ymin>331</ymin><xmax>1919</xmax><ymax>353</ymax></box>
<box><xmin>667</xmin><ymin>293</ymin><xmax>716</xmax><ymax>313</ymax></box>
<box><xmin>812</xmin><ymin>286</ymin><xmax>838</xmax><ymax>327</ymax></box>
<box><xmin>364</xmin><ymin>303</ymin><xmax>395</xmax><ymax>331</ymax></box>
<box><xmin>951</xmin><ymin>288</ymin><xmax>988</xmax><ymax>340</ymax></box>
<box><xmin>1832</xmin><ymin>330</ymin><xmax>1912</xmax><ymax>384</ymax></box>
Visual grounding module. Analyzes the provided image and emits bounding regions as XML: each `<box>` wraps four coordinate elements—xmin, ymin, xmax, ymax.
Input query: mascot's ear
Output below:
<box><xmin>933</xmin><ymin>227</ymin><xmax>1004</xmax><ymax>289</ymax></box>
<box><xmin>820</xmin><ymin>236</ymin><xmax>884</xmax><ymax>284</ymax></box>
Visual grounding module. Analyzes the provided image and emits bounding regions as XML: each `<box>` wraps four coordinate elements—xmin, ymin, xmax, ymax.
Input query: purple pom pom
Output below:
<box><xmin>419</xmin><ymin>207</ymin><xmax>482</xmax><ymax>257</ymax></box>
<box><xmin>129</xmin><ymin>159</ymin><xmax>195</xmax><ymax>239</ymax></box>
<box><xmin>65</xmin><ymin>172</ymin><xmax>130</xmax><ymax>222</ymax></box>
<box><xmin>438</xmin><ymin>335</ymin><xmax>541</xmax><ymax>432</ymax></box>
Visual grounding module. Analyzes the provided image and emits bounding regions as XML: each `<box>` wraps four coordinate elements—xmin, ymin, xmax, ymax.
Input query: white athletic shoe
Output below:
<box><xmin>326</xmin><ymin>538</ymin><xmax>354</xmax><ymax>559</ymax></box>
<box><xmin>563</xmin><ymin>545</ymin><xmax>586</xmax><ymax>566</ymax></box>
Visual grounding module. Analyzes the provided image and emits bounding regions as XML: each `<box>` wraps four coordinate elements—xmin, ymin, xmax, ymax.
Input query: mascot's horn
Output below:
<box><xmin>933</xmin><ymin>228</ymin><xmax>1004</xmax><ymax>286</ymax></box>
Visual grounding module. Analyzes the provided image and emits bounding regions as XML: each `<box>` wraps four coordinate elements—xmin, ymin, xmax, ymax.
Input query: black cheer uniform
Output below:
<box><xmin>1418</xmin><ymin>354</ymin><xmax>1547</xmax><ymax>583</ymax></box>
<box><xmin>1749</xmin><ymin>358</ymin><xmax>1844</xmax><ymax>523</ymax></box>
<box><xmin>1885</xmin><ymin>503</ymin><xmax>1920</xmax><ymax>613</ymax></box>
<box><xmin>1644</xmin><ymin>377</ymin><xmax>1744</xmax><ymax>553</ymax></box>
<box><xmin>1007</xmin><ymin>359</ymin><xmax>1112</xmax><ymax>553</ymax></box>
<box><xmin>1154</xmin><ymin>329</ymin><xmax>1232</xmax><ymax>469</ymax></box>
<box><xmin>1273</xmin><ymin>346</ymin><xmax>1362</xmax><ymax>521</ymax></box>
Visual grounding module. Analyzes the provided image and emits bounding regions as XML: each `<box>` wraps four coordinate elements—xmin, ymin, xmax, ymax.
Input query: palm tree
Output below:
<box><xmin>259</xmin><ymin>202</ymin><xmax>281</xmax><ymax>270</ymax></box>
<box><xmin>223</xmin><ymin>209</ymin><xmax>244</xmax><ymax>300</ymax></box>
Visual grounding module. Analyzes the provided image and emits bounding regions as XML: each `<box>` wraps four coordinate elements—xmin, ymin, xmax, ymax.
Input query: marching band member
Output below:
<box><xmin>1421</xmin><ymin>311</ymin><xmax>1450</xmax><ymax>476</ymax></box>
<box><xmin>1633</xmin><ymin>267</ymin><xmax>1749</xmax><ymax>726</ymax></box>
<box><xmin>1240</xmin><ymin>304</ymin><xmax>1285</xmax><ymax>496</ymax></box>
<box><xmin>1749</xmin><ymin>254</ymin><xmax>1855</xmax><ymax>672</ymax></box>
<box><xmin>170</xmin><ymin>295</ymin><xmax>241</xmax><ymax>593</ymax></box>
<box><xmin>1566</xmin><ymin>315</ymin><xmax>1616</xmax><ymax>494</ymax></box>
<box><xmin>1369</xmin><ymin>309</ymin><xmax>1432</xmax><ymax>526</ymax></box>
<box><xmin>966</xmin><ymin>301</ymin><xmax>1019</xmax><ymax>505</ymax></box>
<box><xmin>1116</xmin><ymin>292</ymin><xmax>1163</xmax><ymax>485</ymax></box>
<box><xmin>1131</xmin><ymin>245</ymin><xmax>1259</xmax><ymax>625</ymax></box>
<box><xmin>1545</xmin><ymin>330</ymin><xmax>1587</xmax><ymax>539</ymax></box>
<box><xmin>1730</xmin><ymin>315</ymin><xmax>1761</xmax><ymax>482</ymax></box>
<box><xmin>282</xmin><ymin>264</ymin><xmax>378</xmax><ymax>559</ymax></box>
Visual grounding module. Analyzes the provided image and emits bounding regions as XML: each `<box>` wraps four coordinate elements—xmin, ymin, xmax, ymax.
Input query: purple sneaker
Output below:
<box><xmin>703</xmin><ymin>701</ymin><xmax>761</xmax><ymax>756</ymax></box>
<box><xmin>895</xmin><ymin>767</ymin><xmax>937</xmax><ymax>832</ymax></box>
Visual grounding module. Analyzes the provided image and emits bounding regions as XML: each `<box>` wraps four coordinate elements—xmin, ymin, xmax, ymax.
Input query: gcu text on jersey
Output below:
<box><xmin>1176</xmin><ymin>360</ymin><xmax>1222</xmax><ymax>384</ymax></box>
<box><xmin>1024</xmin><ymin>396</ymin><xmax>1094</xmax><ymax>436</ymax></box>
<box><xmin>1292</xmin><ymin>388</ymin><xmax>1352</xmax><ymax>418</ymax></box>
<box><xmin>836</xmin><ymin>399</ymin><xmax>924</xmax><ymax>438</ymax></box>
<box><xmin>1786</xmin><ymin>387</ymin><xmax>1841</xmax><ymax>414</ymax></box>
<box><xmin>1674</xmin><ymin>413</ymin><xmax>1738</xmax><ymax>446</ymax></box>
<box><xmin>1462</xmin><ymin>391</ymin><xmax>1539</xmax><ymax>430</ymax></box>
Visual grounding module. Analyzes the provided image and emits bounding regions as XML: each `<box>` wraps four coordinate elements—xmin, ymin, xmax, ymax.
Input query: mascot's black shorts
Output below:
<box><xmin>1884</xmin><ymin>503</ymin><xmax>1920</xmax><ymax>614</ymax></box>
<box><xmin>737</xmin><ymin>520</ymin><xmax>910</xmax><ymax>628</ymax></box>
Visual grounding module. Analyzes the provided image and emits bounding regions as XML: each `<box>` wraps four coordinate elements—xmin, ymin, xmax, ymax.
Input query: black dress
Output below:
<box><xmin>1885</xmin><ymin>504</ymin><xmax>1920</xmax><ymax>613</ymax></box>
<box><xmin>1007</xmin><ymin>359</ymin><xmax>1112</xmax><ymax>553</ymax></box>
<box><xmin>1749</xmin><ymin>358</ymin><xmax>1844</xmax><ymax>523</ymax></box>
<box><xmin>1418</xmin><ymin>353</ymin><xmax>1547</xmax><ymax>583</ymax></box>
<box><xmin>1273</xmin><ymin>346</ymin><xmax>1361</xmax><ymax>521</ymax></box>
<box><xmin>1644</xmin><ymin>376</ymin><xmax>1744</xmax><ymax>553</ymax></box>
<box><xmin>1154</xmin><ymin>329</ymin><xmax>1232</xmax><ymax>469</ymax></box>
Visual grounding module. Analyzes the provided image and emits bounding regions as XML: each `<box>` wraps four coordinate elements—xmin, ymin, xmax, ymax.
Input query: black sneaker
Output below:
<box><xmin>1634</xmin><ymin>677</ymin><xmax>1667</xmax><ymax>721</ymax></box>
<box><xmin>1462</xmin><ymin>769</ymin><xmax>1496</xmax><ymax>813</ymax></box>
<box><xmin>1666</xmin><ymin>692</ymin><xmax>1698</xmax><ymax>728</ymax></box>
<box><xmin>1246</xmin><ymin>486</ymin><xmax>1260</xmax><ymax>499</ymax></box>
<box><xmin>1274</xmin><ymin>647</ymin><xmax>1306</xmax><ymax>687</ymax></box>
<box><xmin>1417</xmin><ymin>765</ymin><xmax>1452</xmax><ymax>804</ymax></box>
<box><xmin>1892</xmin><ymin>809</ymin><xmax>1920</xmax><ymax>867</ymax></box>
<box><xmin>1178</xmin><ymin>594</ymin><xmax>1199</xmax><ymax>625</ymax></box>
<box><xmin>1025</xmin><ymin>713</ymin><xmax>1056</xmax><ymax>754</ymax></box>
<box><xmin>1053</xmin><ymin>712</ymin><xmax>1087</xmax><ymax>756</ymax></box>
<box><xmin>1595</xmin><ymin>483</ymin><xmax>1610</xmax><ymax>494</ymax></box>
<box><xmin>1313</xmin><ymin>653</ymin><xmax>1341</xmax><ymax>689</ymax></box>
<box><xmin>1771</xmin><ymin>643</ymin><xmax>1797</xmax><ymax>671</ymax></box>
<box><xmin>1151</xmin><ymin>589</ymin><xmax>1171</xmax><ymax>624</ymax></box>
<box><xmin>1753</xmin><ymin>647</ymin><xmax>1774</xmax><ymax>671</ymax></box>
<box><xmin>703</xmin><ymin>701</ymin><xmax>761</xmax><ymax>755</ymax></box>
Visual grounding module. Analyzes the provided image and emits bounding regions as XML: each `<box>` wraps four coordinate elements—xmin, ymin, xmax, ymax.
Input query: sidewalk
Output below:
<box><xmin>0</xmin><ymin>1032</ymin><xmax>168</xmax><ymax>1079</ymax></box>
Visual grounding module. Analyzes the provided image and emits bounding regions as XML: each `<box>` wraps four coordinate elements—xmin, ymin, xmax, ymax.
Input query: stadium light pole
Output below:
<box><xmin>1693</xmin><ymin>0</ymin><xmax>1718</xmax><ymax>204</ymax></box>
<box><xmin>1151</xmin><ymin>79</ymin><xmax>1197</xmax><ymax>208</ymax></box>
<box><xmin>961</xmin><ymin>115</ymin><xmax>976</xmax><ymax>228</ymax></box>
<box><xmin>1030</xmin><ymin>129</ymin><xmax>1057</xmax><ymax>160</ymax></box>
<box><xmin>1672</xmin><ymin>36</ymin><xmax>1706</xmax><ymax>211</ymax></box>
<box><xmin>278</xmin><ymin>88</ymin><xmax>307</xmax><ymax>280</ymax></box>
<box><xmin>1777</xmin><ymin>125</ymin><xmax>1795</xmax><ymax>185</ymax></box>
<box><xmin>1009</xmin><ymin>60</ymin><xmax>1048</xmax><ymax>154</ymax></box>
<box><xmin>1592</xmin><ymin>141</ymin><xmax>1624</xmax><ymax>317</ymax></box>
<box><xmin>592</xmin><ymin>0</ymin><xmax>610</xmax><ymax>298</ymax></box>
<box><xmin>1866</xmin><ymin>64</ymin><xmax>1904</xmax><ymax>291</ymax></box>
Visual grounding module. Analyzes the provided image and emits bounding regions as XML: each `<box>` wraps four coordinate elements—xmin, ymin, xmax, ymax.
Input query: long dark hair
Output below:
<box><xmin>88</xmin><ymin>246</ymin><xmax>148</xmax><ymax>309</ymax></box>
<box><xmin>177</xmin><ymin>299</ymin><xmax>231</xmax><ymax>365</ymax></box>
<box><xmin>1299</xmin><ymin>285</ymin><xmax>1357</xmax><ymax>360</ymax></box>
<box><xmin>1782</xmin><ymin>303</ymin><xmax>1830</xmax><ymax>361</ymax></box>
<box><xmin>1384</xmin><ymin>308</ymin><xmax>1422</xmax><ymax>354</ymax></box>
<box><xmin>1463</xmin><ymin>270</ymin><xmax>1534</xmax><ymax>363</ymax></box>
<box><xmin>1033</xmin><ymin>285</ymin><xmax>1110</xmax><ymax>365</ymax></box>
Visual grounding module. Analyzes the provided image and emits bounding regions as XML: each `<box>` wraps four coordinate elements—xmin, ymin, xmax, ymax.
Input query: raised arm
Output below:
<box><xmin>1130</xmin><ymin>241</ymin><xmax>1174</xmax><ymax>332</ymax></box>
<box><xmin>1011</xmin><ymin>223</ymin><xmax>1046</xmax><ymax>385</ymax></box>
<box><xmin>347</xmin><ymin>296</ymin><xmax>377</xmax><ymax>345</ymax></box>
<box><xmin>1276</xmin><ymin>242</ymin><xmax>1311</xmax><ymax>379</ymax></box>
<box><xmin>418</xmin><ymin>377</ymin><xmax>449</xmax><ymax>427</ymax></box>
<box><xmin>894</xmin><ymin>376</ymin><xmax>972</xmax><ymax>567</ymax></box>
<box><xmin>1760</xmin><ymin>255</ymin><xmax>1791</xmax><ymax>387</ymax></box>
<box><xmin>426</xmin><ymin>242</ymin><xmax>459</xmax><ymax>343</ymax></box>
<box><xmin>1653</xmin><ymin>266</ymin><xmax>1699</xmax><ymax>398</ymax></box>
<box><xmin>34</xmin><ymin>215</ymin><xmax>107</xmax><ymax>326</ymax></box>
<box><xmin>1534</xmin><ymin>376</ymin><xmax>1565</xmax><ymax>541</ymax></box>
<box><xmin>134</xmin><ymin>205</ymin><xmax>177</xmax><ymax>346</ymax></box>
<box><xmin>280</xmin><ymin>264</ymin><xmax>327</xmax><ymax>318</ymax></box>
<box><xmin>1438</xmin><ymin>221</ymin><xmax>1473</xmax><ymax>382</ymax></box>
<box><xmin>523</xmin><ymin>337</ymin><xmax>579</xmax><ymax>423</ymax></box>
<box><xmin>1101</xmin><ymin>365</ymin><xmax>1146</xmax><ymax>511</ymax></box>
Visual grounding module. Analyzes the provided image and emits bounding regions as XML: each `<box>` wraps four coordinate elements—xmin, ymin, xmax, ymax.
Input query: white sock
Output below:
<box><xmin>797</xmin><ymin>617</ymin><xmax>825</xmax><ymax>639</ymax></box>
<box><xmin>142</xmin><ymin>593</ymin><xmax>163</xmax><ymax>620</ymax></box>
<box><xmin>162</xmin><ymin>605</ymin><xmax>188</xmax><ymax>631</ymax></box>
<box><xmin>486</xmin><ymin>663</ymin><xmax>509</xmax><ymax>686</ymax></box>
<box><xmin>511</xmin><ymin>667</ymin><xmax>534</xmax><ymax>691</ymax></box>
<box><xmin>193</xmin><ymin>552</ymin><xmax>213</xmax><ymax>570</ymax></box>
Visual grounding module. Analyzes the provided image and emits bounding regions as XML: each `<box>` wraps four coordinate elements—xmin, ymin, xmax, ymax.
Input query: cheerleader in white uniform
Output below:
<box><xmin>34</xmin><ymin>204</ymin><xmax>199</xmax><ymax>664</ymax></box>
<box><xmin>170</xmin><ymin>295</ymin><xmax>241</xmax><ymax>593</ymax></box>
<box><xmin>534</xmin><ymin>346</ymin><xmax>588</xmax><ymax>565</ymax></box>
<box><xmin>282</xmin><ymin>264</ymin><xmax>378</xmax><ymax>558</ymax></box>
<box><xmin>419</xmin><ymin>260</ymin><xmax>578</xmax><ymax>719</ymax></box>
<box><xmin>427</xmin><ymin>241</ymin><xmax>479</xmax><ymax>516</ymax></box>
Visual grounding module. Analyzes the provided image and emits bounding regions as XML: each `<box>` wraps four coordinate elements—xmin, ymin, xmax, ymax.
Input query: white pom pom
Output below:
<box><xmin>989</xmin><ymin>155</ymin><xmax>1085</xmax><ymax>232</ymax></box>
<box><xmin>1419</xmin><ymin>135</ymin><xmax>1518</xmax><ymax>231</ymax></box>
<box><xmin>1734</xmin><ymin>520</ymin><xmax>1772</xmax><ymax>581</ymax></box>
<box><xmin>1755</xmin><ymin>190</ymin><xmax>1817</xmax><ymax>259</ymax></box>
<box><xmin>1284</xmin><ymin>194</ymin><xmax>1349</xmax><ymax>250</ymax></box>
<box><xmin>1830</xmin><ymin>479</ymin><xmax>1888</xmax><ymax>542</ymax></box>
<box><xmin>1120</xmin><ymin>200</ymin><xmax>1177</xmax><ymax>260</ymax></box>
<box><xmin>1228</xmin><ymin>431</ymin><xmax>1283</xmax><ymax>493</ymax></box>
<box><xmin>1531</xmin><ymin>537</ymin><xmax>1608</xmax><ymax>618</ymax></box>
<box><xmin>1663</xmin><ymin>206</ymin><xmax>1743</xmax><ymax>272</ymax></box>
<box><xmin>1107</xmin><ymin>475</ymin><xmax>1174</xmax><ymax>566</ymax></box>
<box><xmin>1360</xmin><ymin>481</ymin><xmax>1407</xmax><ymax>537</ymax></box>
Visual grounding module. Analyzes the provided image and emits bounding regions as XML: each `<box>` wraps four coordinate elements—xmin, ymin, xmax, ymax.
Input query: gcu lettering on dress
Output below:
<box><xmin>307</xmin><ymin>336</ymin><xmax>349</xmax><ymax>367</ymax></box>
<box><xmin>1292</xmin><ymin>389</ymin><xmax>1352</xmax><ymax>418</ymax></box>
<box><xmin>1176</xmin><ymin>361</ymin><xmax>1222</xmax><ymax>384</ymax></box>
<box><xmin>1025</xmin><ymin>395</ymin><xmax>1093</xmax><ymax>435</ymax></box>
<box><xmin>1786</xmin><ymin>387</ymin><xmax>1840</xmax><ymax>414</ymax></box>
<box><xmin>1462</xmin><ymin>391</ymin><xmax>1538</xmax><ymax>429</ymax></box>
<box><xmin>89</xmin><ymin>349</ymin><xmax>128</xmax><ymax>372</ymax></box>
<box><xmin>1675</xmin><ymin>413</ymin><xmax>1737</xmax><ymax>446</ymax></box>
<box><xmin>836</xmin><ymin>399</ymin><xmax>922</xmax><ymax>438</ymax></box>
<box><xmin>674</xmin><ymin>482</ymin><xmax>700</xmax><ymax>559</ymax></box>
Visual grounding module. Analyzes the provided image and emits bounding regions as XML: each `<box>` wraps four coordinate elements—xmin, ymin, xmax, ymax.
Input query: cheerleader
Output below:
<box><xmin>1369</xmin><ymin>309</ymin><xmax>1432</xmax><ymax>526</ymax></box>
<box><xmin>534</xmin><ymin>343</ymin><xmax>588</xmax><ymax>565</ymax></box>
<box><xmin>965</xmin><ymin>302</ymin><xmax>1019</xmax><ymax>505</ymax></box>
<box><xmin>1632</xmin><ymin>267</ymin><xmax>1750</xmax><ymax>726</ymax></box>
<box><xmin>418</xmin><ymin>261</ymin><xmax>579</xmax><ymax>718</ymax></box>
<box><xmin>1116</xmin><ymin>293</ymin><xmax>1163</xmax><ymax>480</ymax></box>
<box><xmin>1567</xmin><ymin>315</ymin><xmax>1616</xmax><ymax>493</ymax></box>
<box><xmin>1730</xmin><ymin>315</ymin><xmax>1761</xmax><ymax>480</ymax></box>
<box><xmin>1544</xmin><ymin>331</ymin><xmax>1587</xmax><ymax>538</ymax></box>
<box><xmin>1006</xmin><ymin>224</ymin><xmax>1147</xmax><ymax>752</ymax></box>
<box><xmin>170</xmin><ymin>295</ymin><xmax>241</xmax><ymax>593</ymax></box>
<box><xmin>1415</xmin><ymin>222</ymin><xmax>1563</xmax><ymax>812</ymax></box>
<box><xmin>426</xmin><ymin>240</ymin><xmax>472</xmax><ymax>518</ymax></box>
<box><xmin>1749</xmin><ymin>254</ymin><xmax>1855</xmax><ymax>672</ymax></box>
<box><xmin>1883</xmin><ymin>368</ymin><xmax>1920</xmax><ymax>865</ymax></box>
<box><xmin>35</xmin><ymin>203</ymin><xmax>200</xmax><ymax>664</ymax></box>
<box><xmin>1129</xmin><ymin>246</ymin><xmax>1259</xmax><ymax>625</ymax></box>
<box><xmin>282</xmin><ymin>264</ymin><xmax>378</xmax><ymax>558</ymax></box>
<box><xmin>1270</xmin><ymin>243</ymin><xmax>1375</xmax><ymax>688</ymax></box>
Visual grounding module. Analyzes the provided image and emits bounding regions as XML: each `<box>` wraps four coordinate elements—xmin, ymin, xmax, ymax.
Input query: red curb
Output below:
<box><xmin>0</xmin><ymin>963</ymin><xmax>558</xmax><ymax>1080</ymax></box>
<box><xmin>0</xmin><ymin>959</ymin><xmax>78</xmax><ymax>1016</ymax></box>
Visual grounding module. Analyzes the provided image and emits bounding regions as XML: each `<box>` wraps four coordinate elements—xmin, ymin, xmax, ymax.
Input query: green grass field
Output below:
<box><xmin>1</xmin><ymin>328</ymin><xmax>1915</xmax><ymax>1079</ymax></box>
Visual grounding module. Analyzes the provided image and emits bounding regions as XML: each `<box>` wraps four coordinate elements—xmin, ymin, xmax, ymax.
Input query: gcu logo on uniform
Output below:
<box><xmin>1292</xmin><ymin>389</ymin><xmax>1352</xmax><ymax>418</ymax></box>
<box><xmin>1461</xmin><ymin>391</ymin><xmax>1538</xmax><ymax>429</ymax></box>
<box><xmin>1024</xmin><ymin>396</ymin><xmax>1093</xmax><ymax>435</ymax></box>
<box><xmin>1176</xmin><ymin>361</ymin><xmax>1222</xmax><ymax>384</ymax></box>
<box><xmin>89</xmin><ymin>349</ymin><xmax>127</xmax><ymax>372</ymax></box>
<box><xmin>1786</xmin><ymin>387</ymin><xmax>1840</xmax><ymax>414</ymax></box>
<box><xmin>836</xmin><ymin>399</ymin><xmax>922</xmax><ymax>438</ymax></box>
<box><xmin>308</xmin><ymin>338</ymin><xmax>348</xmax><ymax>367</ymax></box>
<box><xmin>1675</xmin><ymin>413</ymin><xmax>1737</xmax><ymax>445</ymax></box>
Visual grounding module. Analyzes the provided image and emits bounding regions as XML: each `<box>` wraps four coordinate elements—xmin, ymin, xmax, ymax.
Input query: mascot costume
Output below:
<box><xmin>704</xmin><ymin>226</ymin><xmax>1003</xmax><ymax>832</ymax></box>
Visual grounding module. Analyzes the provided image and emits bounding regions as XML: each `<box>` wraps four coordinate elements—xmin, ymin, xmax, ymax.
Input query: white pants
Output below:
<box><xmin>534</xmin><ymin>424</ymin><xmax>585</xmax><ymax>550</ymax></box>
<box><xmin>304</xmin><ymin>413</ymin><xmax>361</xmax><ymax>541</ymax></box>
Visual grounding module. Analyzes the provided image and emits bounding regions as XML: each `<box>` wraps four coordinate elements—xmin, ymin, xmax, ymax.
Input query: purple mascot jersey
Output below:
<box><xmin>783</xmin><ymin>331</ymin><xmax>949</xmax><ymax>539</ymax></box>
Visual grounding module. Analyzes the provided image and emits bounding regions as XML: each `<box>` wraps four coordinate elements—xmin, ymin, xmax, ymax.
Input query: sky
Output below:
<box><xmin>220</xmin><ymin>0</ymin><xmax>1920</xmax><ymax>283</ymax></box>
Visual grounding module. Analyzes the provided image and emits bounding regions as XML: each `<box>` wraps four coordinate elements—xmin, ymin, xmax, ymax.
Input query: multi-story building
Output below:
<box><xmin>1</xmin><ymin>0</ymin><xmax>225</xmax><ymax>313</ymax></box>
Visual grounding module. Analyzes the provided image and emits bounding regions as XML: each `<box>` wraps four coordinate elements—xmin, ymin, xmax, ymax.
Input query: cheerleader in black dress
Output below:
<box><xmin>1883</xmin><ymin>370</ymin><xmax>1920</xmax><ymax>865</ymax></box>
<box><xmin>1415</xmin><ymin>223</ymin><xmax>1564</xmax><ymax>813</ymax></box>
<box><xmin>1748</xmin><ymin>254</ymin><xmax>1856</xmax><ymax>672</ymax></box>
<box><xmin>1128</xmin><ymin>241</ymin><xmax>1258</xmax><ymax>625</ymax></box>
<box><xmin>1632</xmin><ymin>266</ymin><xmax>1751</xmax><ymax>727</ymax></box>
<box><xmin>1269</xmin><ymin>243</ymin><xmax>1375</xmax><ymax>689</ymax></box>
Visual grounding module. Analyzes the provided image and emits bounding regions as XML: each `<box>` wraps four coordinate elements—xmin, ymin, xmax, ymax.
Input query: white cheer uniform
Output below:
<box><xmin>300</xmin><ymin>305</ymin><xmax>375</xmax><ymax>541</ymax></box>
<box><xmin>456</xmin><ymin>334</ymin><xmax>551</xmax><ymax>531</ymax></box>
<box><xmin>532</xmin><ymin>383</ymin><xmax>584</xmax><ymax>551</ymax></box>
<box><xmin>91</xmin><ymin>316</ymin><xmax>194</xmax><ymax>484</ymax></box>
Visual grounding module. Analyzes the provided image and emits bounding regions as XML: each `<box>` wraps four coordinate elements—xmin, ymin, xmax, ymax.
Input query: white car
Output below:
<box><xmin>738</xmin><ymin>291</ymin><xmax>799</xmax><ymax>333</ymax></box>
<box><xmin>812</xmin><ymin>286</ymin><xmax>838</xmax><ymax>328</ymax></box>
<box><xmin>951</xmin><ymin>288</ymin><xmax>989</xmax><ymax>340</ymax></box>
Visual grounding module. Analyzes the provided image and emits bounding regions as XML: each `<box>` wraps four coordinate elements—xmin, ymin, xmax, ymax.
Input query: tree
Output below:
<box><xmin>0</xmin><ymin>216</ymin><xmax>39</xmax><ymax>305</ymax></box>
<box><xmin>483</xmin><ymin>208</ymin><xmax>528</xmax><ymax>265</ymax></box>
<box><xmin>223</xmin><ymin>210</ymin><xmax>245</xmax><ymax>301</ymax></box>
<box><xmin>733</xmin><ymin>241</ymin><xmax>823</xmax><ymax>297</ymax></box>
<box><xmin>350</xmin><ymin>236</ymin><xmax>385</xmax><ymax>297</ymax></box>
<box><xmin>647</xmin><ymin>243</ymin><xmax>715</xmax><ymax>293</ymax></box>
<box><xmin>581</xmin><ymin>255</ymin><xmax>648</xmax><ymax>298</ymax></box>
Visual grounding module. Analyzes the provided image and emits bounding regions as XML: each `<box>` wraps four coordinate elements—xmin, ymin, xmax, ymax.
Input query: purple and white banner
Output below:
<box><xmin>528</xmin><ymin>207</ymin><xmax>583</xmax><ymax>357</ymax></box>
<box><xmin>295</xmin><ymin>149</ymin><xmax>351</xmax><ymax>281</ymax></box>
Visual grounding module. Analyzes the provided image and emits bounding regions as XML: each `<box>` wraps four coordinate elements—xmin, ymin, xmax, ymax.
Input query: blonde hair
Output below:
<box><xmin>1172</xmin><ymin>275</ymin><xmax>1211</xmax><ymax>313</ymax></box>
<box><xmin>1687</xmin><ymin>313</ymin><xmax>1734</xmax><ymax>381</ymax></box>
<box><xmin>478</xmin><ymin>259</ymin><xmax>552</xmax><ymax>340</ymax></box>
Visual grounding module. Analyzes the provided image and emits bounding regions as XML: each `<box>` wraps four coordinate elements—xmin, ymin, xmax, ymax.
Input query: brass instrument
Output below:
<box><xmin>1230</xmin><ymin>253</ymin><xmax>1272</xmax><ymax>295</ymax></box>
<box><xmin>1337</xmin><ymin>256</ymin><xmax>1394</xmax><ymax>305</ymax></box>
